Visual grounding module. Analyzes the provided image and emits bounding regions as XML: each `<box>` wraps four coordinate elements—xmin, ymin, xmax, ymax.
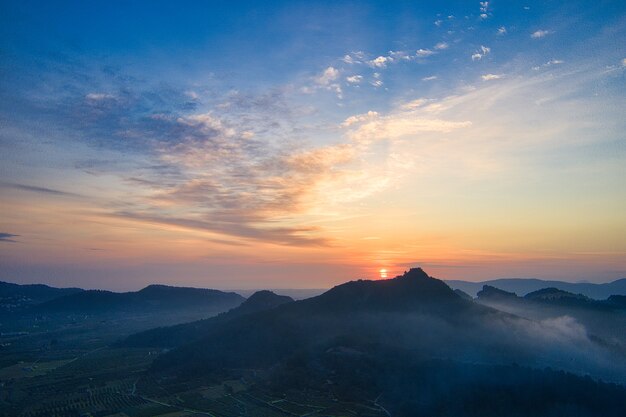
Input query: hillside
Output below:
<box><xmin>447</xmin><ymin>277</ymin><xmax>626</xmax><ymax>299</ymax></box>
<box><xmin>0</xmin><ymin>281</ymin><xmax>84</xmax><ymax>311</ymax></box>
<box><xmin>33</xmin><ymin>284</ymin><xmax>245</xmax><ymax>314</ymax></box>
<box><xmin>121</xmin><ymin>290</ymin><xmax>293</xmax><ymax>348</ymax></box>
<box><xmin>142</xmin><ymin>268</ymin><xmax>626</xmax><ymax>416</ymax></box>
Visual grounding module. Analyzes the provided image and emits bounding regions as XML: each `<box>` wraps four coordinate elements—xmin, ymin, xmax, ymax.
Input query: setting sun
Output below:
<box><xmin>379</xmin><ymin>269</ymin><xmax>388</xmax><ymax>279</ymax></box>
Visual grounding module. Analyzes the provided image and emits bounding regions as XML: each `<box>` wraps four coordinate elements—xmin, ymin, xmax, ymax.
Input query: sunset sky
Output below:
<box><xmin>1</xmin><ymin>1</ymin><xmax>625</xmax><ymax>290</ymax></box>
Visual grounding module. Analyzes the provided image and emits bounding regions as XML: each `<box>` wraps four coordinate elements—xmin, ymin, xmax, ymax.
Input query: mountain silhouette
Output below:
<box><xmin>121</xmin><ymin>290</ymin><xmax>293</xmax><ymax>348</ymax></box>
<box><xmin>0</xmin><ymin>280</ymin><xmax>83</xmax><ymax>310</ymax></box>
<box><xmin>295</xmin><ymin>267</ymin><xmax>465</xmax><ymax>313</ymax></box>
<box><xmin>447</xmin><ymin>277</ymin><xmax>626</xmax><ymax>299</ymax></box>
<box><xmin>143</xmin><ymin>268</ymin><xmax>626</xmax><ymax>416</ymax></box>
<box><xmin>150</xmin><ymin>268</ymin><xmax>505</xmax><ymax>374</ymax></box>
<box><xmin>476</xmin><ymin>285</ymin><xmax>518</xmax><ymax>300</ymax></box>
<box><xmin>33</xmin><ymin>285</ymin><xmax>244</xmax><ymax>314</ymax></box>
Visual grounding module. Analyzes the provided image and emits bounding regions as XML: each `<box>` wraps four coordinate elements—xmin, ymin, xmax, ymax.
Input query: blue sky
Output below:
<box><xmin>1</xmin><ymin>1</ymin><xmax>625</xmax><ymax>290</ymax></box>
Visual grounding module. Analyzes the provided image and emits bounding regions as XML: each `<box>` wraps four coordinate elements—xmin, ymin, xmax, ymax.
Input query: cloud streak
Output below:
<box><xmin>0</xmin><ymin>233</ymin><xmax>19</xmax><ymax>243</ymax></box>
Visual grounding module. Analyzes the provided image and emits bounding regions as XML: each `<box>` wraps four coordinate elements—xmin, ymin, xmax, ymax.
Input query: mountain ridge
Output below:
<box><xmin>447</xmin><ymin>277</ymin><xmax>626</xmax><ymax>299</ymax></box>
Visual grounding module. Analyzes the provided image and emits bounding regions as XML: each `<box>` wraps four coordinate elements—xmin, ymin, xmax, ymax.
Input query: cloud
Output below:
<box><xmin>342</xmin><ymin>111</ymin><xmax>379</xmax><ymax>127</ymax></box>
<box><xmin>369</xmin><ymin>56</ymin><xmax>390</xmax><ymax>68</ymax></box>
<box><xmin>315</xmin><ymin>66</ymin><xmax>340</xmax><ymax>85</ymax></box>
<box><xmin>532</xmin><ymin>59</ymin><xmax>565</xmax><ymax>70</ymax></box>
<box><xmin>184</xmin><ymin>90</ymin><xmax>199</xmax><ymax>100</ymax></box>
<box><xmin>416</xmin><ymin>48</ymin><xmax>435</xmax><ymax>58</ymax></box>
<box><xmin>531</xmin><ymin>30</ymin><xmax>552</xmax><ymax>39</ymax></box>
<box><xmin>622</xmin><ymin>58</ymin><xmax>626</xmax><ymax>67</ymax></box>
<box><xmin>479</xmin><ymin>1</ymin><xmax>490</xmax><ymax>19</ymax></box>
<box><xmin>346</xmin><ymin>75</ymin><xmax>363</xmax><ymax>84</ymax></box>
<box><xmin>90</xmin><ymin>101</ymin><xmax>383</xmax><ymax>246</ymax></box>
<box><xmin>341</xmin><ymin>51</ymin><xmax>365</xmax><ymax>64</ymax></box>
<box><xmin>311</xmin><ymin>67</ymin><xmax>343</xmax><ymax>97</ymax></box>
<box><xmin>0</xmin><ymin>233</ymin><xmax>19</xmax><ymax>243</ymax></box>
<box><xmin>434</xmin><ymin>42</ymin><xmax>449</xmax><ymax>50</ymax></box>
<box><xmin>422</xmin><ymin>75</ymin><xmax>438</xmax><ymax>81</ymax></box>
<box><xmin>110</xmin><ymin>211</ymin><xmax>329</xmax><ymax>247</ymax></box>
<box><xmin>343</xmin><ymin>102</ymin><xmax>472</xmax><ymax>144</ymax></box>
<box><xmin>471</xmin><ymin>45</ymin><xmax>491</xmax><ymax>61</ymax></box>
<box><xmin>481</xmin><ymin>73</ymin><xmax>503</xmax><ymax>81</ymax></box>
<box><xmin>497</xmin><ymin>26</ymin><xmax>507</xmax><ymax>35</ymax></box>
<box><xmin>85</xmin><ymin>93</ymin><xmax>115</xmax><ymax>101</ymax></box>
<box><xmin>401</xmin><ymin>98</ymin><xmax>430</xmax><ymax>110</ymax></box>
<box><xmin>2</xmin><ymin>183</ymin><xmax>81</xmax><ymax>197</ymax></box>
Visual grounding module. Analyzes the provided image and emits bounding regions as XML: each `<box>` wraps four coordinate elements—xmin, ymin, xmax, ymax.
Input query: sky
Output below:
<box><xmin>1</xmin><ymin>0</ymin><xmax>625</xmax><ymax>291</ymax></box>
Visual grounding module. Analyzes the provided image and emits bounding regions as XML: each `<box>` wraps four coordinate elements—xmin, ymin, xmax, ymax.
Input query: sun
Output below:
<box><xmin>379</xmin><ymin>268</ymin><xmax>388</xmax><ymax>279</ymax></box>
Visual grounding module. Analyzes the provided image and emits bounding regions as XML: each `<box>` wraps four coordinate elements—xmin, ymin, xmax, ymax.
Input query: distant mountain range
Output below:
<box><xmin>235</xmin><ymin>277</ymin><xmax>626</xmax><ymax>301</ymax></box>
<box><xmin>0</xmin><ymin>281</ymin><xmax>83</xmax><ymax>305</ymax></box>
<box><xmin>32</xmin><ymin>284</ymin><xmax>245</xmax><ymax>314</ymax></box>
<box><xmin>476</xmin><ymin>285</ymin><xmax>626</xmax><ymax>310</ymax></box>
<box><xmin>446</xmin><ymin>278</ymin><xmax>626</xmax><ymax>299</ymax></box>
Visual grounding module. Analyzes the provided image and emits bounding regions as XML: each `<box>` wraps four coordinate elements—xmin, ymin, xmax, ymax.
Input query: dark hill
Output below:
<box><xmin>477</xmin><ymin>285</ymin><xmax>618</xmax><ymax>310</ymax></box>
<box><xmin>232</xmin><ymin>290</ymin><xmax>293</xmax><ymax>315</ymax></box>
<box><xmin>0</xmin><ymin>280</ymin><xmax>83</xmax><ymax>309</ymax></box>
<box><xmin>33</xmin><ymin>285</ymin><xmax>244</xmax><ymax>314</ymax></box>
<box><xmin>148</xmin><ymin>269</ymin><xmax>626</xmax><ymax>415</ymax></box>
<box><xmin>524</xmin><ymin>288</ymin><xmax>595</xmax><ymax>307</ymax></box>
<box><xmin>476</xmin><ymin>285</ymin><xmax>518</xmax><ymax>301</ymax></box>
<box><xmin>454</xmin><ymin>288</ymin><xmax>473</xmax><ymax>300</ymax></box>
<box><xmin>296</xmin><ymin>267</ymin><xmax>465</xmax><ymax>314</ymax></box>
<box><xmin>121</xmin><ymin>290</ymin><xmax>293</xmax><ymax>348</ymax></box>
<box><xmin>447</xmin><ymin>277</ymin><xmax>626</xmax><ymax>299</ymax></box>
<box><xmin>151</xmin><ymin>269</ymin><xmax>508</xmax><ymax>374</ymax></box>
<box><xmin>525</xmin><ymin>287</ymin><xmax>588</xmax><ymax>300</ymax></box>
<box><xmin>607</xmin><ymin>295</ymin><xmax>626</xmax><ymax>308</ymax></box>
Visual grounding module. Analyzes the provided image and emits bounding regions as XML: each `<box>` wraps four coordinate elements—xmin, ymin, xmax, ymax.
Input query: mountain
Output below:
<box><xmin>232</xmin><ymin>288</ymin><xmax>326</xmax><ymax>300</ymax></box>
<box><xmin>294</xmin><ymin>266</ymin><xmax>470</xmax><ymax>314</ymax></box>
<box><xmin>476</xmin><ymin>285</ymin><xmax>623</xmax><ymax>310</ymax></box>
<box><xmin>607</xmin><ymin>295</ymin><xmax>626</xmax><ymax>308</ymax></box>
<box><xmin>447</xmin><ymin>277</ymin><xmax>626</xmax><ymax>299</ymax></box>
<box><xmin>143</xmin><ymin>268</ymin><xmax>626</xmax><ymax>416</ymax></box>
<box><xmin>32</xmin><ymin>284</ymin><xmax>244</xmax><ymax>314</ymax></box>
<box><xmin>150</xmin><ymin>268</ymin><xmax>520</xmax><ymax>375</ymax></box>
<box><xmin>476</xmin><ymin>285</ymin><xmax>518</xmax><ymax>301</ymax></box>
<box><xmin>0</xmin><ymin>280</ymin><xmax>83</xmax><ymax>311</ymax></box>
<box><xmin>121</xmin><ymin>290</ymin><xmax>293</xmax><ymax>348</ymax></box>
<box><xmin>454</xmin><ymin>288</ymin><xmax>473</xmax><ymax>300</ymax></box>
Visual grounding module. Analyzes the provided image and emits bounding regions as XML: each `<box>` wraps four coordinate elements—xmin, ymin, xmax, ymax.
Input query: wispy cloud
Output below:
<box><xmin>0</xmin><ymin>233</ymin><xmax>19</xmax><ymax>243</ymax></box>
<box><xmin>416</xmin><ymin>48</ymin><xmax>435</xmax><ymax>58</ymax></box>
<box><xmin>479</xmin><ymin>1</ymin><xmax>490</xmax><ymax>20</ymax></box>
<box><xmin>532</xmin><ymin>59</ymin><xmax>565</xmax><ymax>70</ymax></box>
<box><xmin>481</xmin><ymin>73</ymin><xmax>503</xmax><ymax>81</ymax></box>
<box><xmin>369</xmin><ymin>56</ymin><xmax>390</xmax><ymax>68</ymax></box>
<box><xmin>342</xmin><ymin>104</ymin><xmax>472</xmax><ymax>144</ymax></box>
<box><xmin>341</xmin><ymin>51</ymin><xmax>365</xmax><ymax>64</ymax></box>
<box><xmin>315</xmin><ymin>66</ymin><xmax>340</xmax><ymax>85</ymax></box>
<box><xmin>2</xmin><ymin>183</ymin><xmax>81</xmax><ymax>197</ymax></box>
<box><xmin>346</xmin><ymin>75</ymin><xmax>363</xmax><ymax>84</ymax></box>
<box><xmin>531</xmin><ymin>30</ymin><xmax>553</xmax><ymax>39</ymax></box>
<box><xmin>471</xmin><ymin>45</ymin><xmax>491</xmax><ymax>61</ymax></box>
